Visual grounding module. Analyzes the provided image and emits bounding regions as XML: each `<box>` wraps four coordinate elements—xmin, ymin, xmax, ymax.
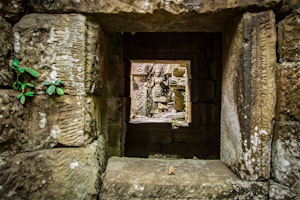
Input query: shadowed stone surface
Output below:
<box><xmin>26</xmin><ymin>0</ymin><xmax>281</xmax><ymax>32</ymax></box>
<box><xmin>278</xmin><ymin>0</ymin><xmax>300</xmax><ymax>19</ymax></box>
<box><xmin>269</xmin><ymin>180</ymin><xmax>299</xmax><ymax>200</ymax></box>
<box><xmin>0</xmin><ymin>138</ymin><xmax>106</xmax><ymax>200</ymax></box>
<box><xmin>276</xmin><ymin>62</ymin><xmax>300</xmax><ymax>121</ymax></box>
<box><xmin>271</xmin><ymin>121</ymin><xmax>300</xmax><ymax>196</ymax></box>
<box><xmin>221</xmin><ymin>10</ymin><xmax>276</xmax><ymax>181</ymax></box>
<box><xmin>278</xmin><ymin>9</ymin><xmax>300</xmax><ymax>62</ymax></box>
<box><xmin>100</xmin><ymin>157</ymin><xmax>268</xmax><ymax>199</ymax></box>
<box><xmin>0</xmin><ymin>16</ymin><xmax>13</xmax><ymax>86</ymax></box>
<box><xmin>0</xmin><ymin>0</ymin><xmax>26</xmax><ymax>21</ymax></box>
<box><xmin>0</xmin><ymin>90</ymin><xmax>26</xmax><ymax>157</ymax></box>
<box><xmin>12</xmin><ymin>13</ymin><xmax>109</xmax><ymax>96</ymax></box>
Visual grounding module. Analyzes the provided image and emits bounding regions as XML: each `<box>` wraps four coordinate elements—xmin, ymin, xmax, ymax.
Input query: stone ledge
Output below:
<box><xmin>100</xmin><ymin>157</ymin><xmax>269</xmax><ymax>199</ymax></box>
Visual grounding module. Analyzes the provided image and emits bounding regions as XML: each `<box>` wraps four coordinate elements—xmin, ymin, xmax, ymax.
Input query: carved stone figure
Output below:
<box><xmin>151</xmin><ymin>65</ymin><xmax>169</xmax><ymax>103</ymax></box>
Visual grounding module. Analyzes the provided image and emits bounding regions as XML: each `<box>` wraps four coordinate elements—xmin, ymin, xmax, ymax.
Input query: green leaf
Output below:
<box><xmin>54</xmin><ymin>79</ymin><xmax>64</xmax><ymax>85</ymax></box>
<box><xmin>12</xmin><ymin>66</ymin><xmax>18</xmax><ymax>71</ymax></box>
<box><xmin>21</xmin><ymin>83</ymin><xmax>26</xmax><ymax>90</ymax></box>
<box><xmin>12</xmin><ymin>82</ymin><xmax>18</xmax><ymax>90</ymax></box>
<box><xmin>20</xmin><ymin>96</ymin><xmax>25</xmax><ymax>104</ymax></box>
<box><xmin>25</xmin><ymin>91</ymin><xmax>34</xmax><ymax>97</ymax></box>
<box><xmin>26</xmin><ymin>83</ymin><xmax>34</xmax><ymax>87</ymax></box>
<box><xmin>46</xmin><ymin>85</ymin><xmax>56</xmax><ymax>95</ymax></box>
<box><xmin>54</xmin><ymin>80</ymin><xmax>60</xmax><ymax>85</ymax></box>
<box><xmin>17</xmin><ymin>93</ymin><xmax>24</xmax><ymax>99</ymax></box>
<box><xmin>21</xmin><ymin>67</ymin><xmax>39</xmax><ymax>77</ymax></box>
<box><xmin>13</xmin><ymin>82</ymin><xmax>21</xmax><ymax>91</ymax></box>
<box><xmin>18</xmin><ymin>81</ymin><xmax>23</xmax><ymax>85</ymax></box>
<box><xmin>12</xmin><ymin>60</ymin><xmax>19</xmax><ymax>68</ymax></box>
<box><xmin>56</xmin><ymin>87</ymin><xmax>64</xmax><ymax>95</ymax></box>
<box><xmin>41</xmin><ymin>81</ymin><xmax>53</xmax><ymax>85</ymax></box>
<box><xmin>18</xmin><ymin>68</ymin><xmax>24</xmax><ymax>73</ymax></box>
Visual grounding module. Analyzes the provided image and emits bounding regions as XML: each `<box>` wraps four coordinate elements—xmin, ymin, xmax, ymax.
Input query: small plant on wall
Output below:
<box><xmin>11</xmin><ymin>60</ymin><xmax>39</xmax><ymax>104</ymax></box>
<box><xmin>42</xmin><ymin>79</ymin><xmax>65</xmax><ymax>95</ymax></box>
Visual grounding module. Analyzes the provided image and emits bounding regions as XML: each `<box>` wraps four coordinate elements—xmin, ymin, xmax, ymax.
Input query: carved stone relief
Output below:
<box><xmin>130</xmin><ymin>62</ymin><xmax>190</xmax><ymax>124</ymax></box>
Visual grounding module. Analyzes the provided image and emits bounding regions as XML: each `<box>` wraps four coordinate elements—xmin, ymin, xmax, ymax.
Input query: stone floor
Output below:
<box><xmin>100</xmin><ymin>157</ymin><xmax>269</xmax><ymax>199</ymax></box>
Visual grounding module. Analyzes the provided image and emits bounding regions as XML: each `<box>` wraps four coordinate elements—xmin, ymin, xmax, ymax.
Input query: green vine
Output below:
<box><xmin>11</xmin><ymin>60</ymin><xmax>39</xmax><ymax>104</ymax></box>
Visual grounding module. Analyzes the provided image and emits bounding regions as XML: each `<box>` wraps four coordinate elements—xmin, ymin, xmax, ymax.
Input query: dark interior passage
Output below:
<box><xmin>123</xmin><ymin>32</ymin><xmax>222</xmax><ymax>159</ymax></box>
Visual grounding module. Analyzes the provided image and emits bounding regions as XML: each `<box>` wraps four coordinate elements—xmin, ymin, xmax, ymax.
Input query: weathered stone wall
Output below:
<box><xmin>1</xmin><ymin>0</ymin><xmax>300</xmax><ymax>199</ymax></box>
<box><xmin>123</xmin><ymin>32</ymin><xmax>222</xmax><ymax>159</ymax></box>
<box><xmin>0</xmin><ymin>16</ymin><xmax>13</xmax><ymax>86</ymax></box>
<box><xmin>221</xmin><ymin>10</ymin><xmax>277</xmax><ymax>181</ymax></box>
<box><xmin>0</xmin><ymin>13</ymin><xmax>109</xmax><ymax>199</ymax></box>
<box><xmin>271</xmin><ymin>8</ymin><xmax>300</xmax><ymax>198</ymax></box>
<box><xmin>106</xmin><ymin>33</ymin><xmax>127</xmax><ymax>157</ymax></box>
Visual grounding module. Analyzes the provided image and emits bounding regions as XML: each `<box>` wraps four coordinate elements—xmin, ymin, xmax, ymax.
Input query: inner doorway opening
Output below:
<box><xmin>122</xmin><ymin>32</ymin><xmax>222</xmax><ymax>159</ymax></box>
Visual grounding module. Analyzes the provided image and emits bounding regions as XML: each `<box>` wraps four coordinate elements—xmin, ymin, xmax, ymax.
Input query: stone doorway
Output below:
<box><xmin>122</xmin><ymin>32</ymin><xmax>222</xmax><ymax>159</ymax></box>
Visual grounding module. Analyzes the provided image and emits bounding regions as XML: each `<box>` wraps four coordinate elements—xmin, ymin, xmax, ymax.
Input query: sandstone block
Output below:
<box><xmin>0</xmin><ymin>89</ymin><xmax>102</xmax><ymax>156</ymax></box>
<box><xmin>125</xmin><ymin>143</ymin><xmax>161</xmax><ymax>158</ymax></box>
<box><xmin>0</xmin><ymin>16</ymin><xmax>14</xmax><ymax>86</ymax></box>
<box><xmin>0</xmin><ymin>90</ymin><xmax>26</xmax><ymax>156</ymax></box>
<box><xmin>130</xmin><ymin>75</ymin><xmax>148</xmax><ymax>116</ymax></box>
<box><xmin>28</xmin><ymin>0</ymin><xmax>280</xmax><ymax>32</ymax></box>
<box><xmin>126</xmin><ymin>123</ymin><xmax>173</xmax><ymax>145</ymax></box>
<box><xmin>12</xmin><ymin>13</ymin><xmax>109</xmax><ymax>96</ymax></box>
<box><xmin>26</xmin><ymin>95</ymin><xmax>101</xmax><ymax>147</ymax></box>
<box><xmin>173</xmin><ymin>126</ymin><xmax>216</xmax><ymax>144</ymax></box>
<box><xmin>106</xmin><ymin>62</ymin><xmax>125</xmax><ymax>98</ymax></box>
<box><xmin>210</xmin><ymin>33</ymin><xmax>223</xmax><ymax>81</ymax></box>
<box><xmin>194</xmin><ymin>61</ymin><xmax>209</xmax><ymax>80</ymax></box>
<box><xmin>131</xmin><ymin>63</ymin><xmax>149</xmax><ymax>75</ymax></box>
<box><xmin>162</xmin><ymin>141</ymin><xmax>214</xmax><ymax>159</ymax></box>
<box><xmin>107</xmin><ymin>62</ymin><xmax>121</xmax><ymax>77</ymax></box>
<box><xmin>107</xmin><ymin>75</ymin><xmax>121</xmax><ymax>98</ymax></box>
<box><xmin>276</xmin><ymin>62</ymin><xmax>300</xmax><ymax>121</ymax></box>
<box><xmin>0</xmin><ymin>139</ymin><xmax>105</xmax><ymax>200</ymax></box>
<box><xmin>100</xmin><ymin>157</ymin><xmax>269</xmax><ymax>199</ymax></box>
<box><xmin>221</xmin><ymin>11</ymin><xmax>276</xmax><ymax>181</ymax></box>
<box><xmin>195</xmin><ymin>103</ymin><xmax>220</xmax><ymax>125</ymax></box>
<box><xmin>194</xmin><ymin>80</ymin><xmax>215</xmax><ymax>102</ymax></box>
<box><xmin>0</xmin><ymin>0</ymin><xmax>26</xmax><ymax>21</ymax></box>
<box><xmin>278</xmin><ymin>9</ymin><xmax>300</xmax><ymax>62</ymax></box>
<box><xmin>278</xmin><ymin>0</ymin><xmax>300</xmax><ymax>19</ymax></box>
<box><xmin>107</xmin><ymin>124</ymin><xmax>122</xmax><ymax>157</ymax></box>
<box><xmin>120</xmin><ymin>123</ymin><xmax>127</xmax><ymax>156</ymax></box>
<box><xmin>107</xmin><ymin>97</ymin><xmax>123</xmax><ymax>124</ymax></box>
<box><xmin>28</xmin><ymin>0</ymin><xmax>280</xmax><ymax>15</ymax></box>
<box><xmin>269</xmin><ymin>180</ymin><xmax>299</xmax><ymax>200</ymax></box>
<box><xmin>271</xmin><ymin>121</ymin><xmax>300</xmax><ymax>195</ymax></box>
<box><xmin>108</xmin><ymin>54</ymin><xmax>120</xmax><ymax>63</ymax></box>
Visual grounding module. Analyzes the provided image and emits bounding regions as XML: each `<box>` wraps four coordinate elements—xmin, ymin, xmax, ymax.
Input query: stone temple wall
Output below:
<box><xmin>0</xmin><ymin>14</ymin><xmax>110</xmax><ymax>199</ymax></box>
<box><xmin>270</xmin><ymin>8</ymin><xmax>300</xmax><ymax>199</ymax></box>
<box><xmin>0</xmin><ymin>0</ymin><xmax>299</xmax><ymax>199</ymax></box>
